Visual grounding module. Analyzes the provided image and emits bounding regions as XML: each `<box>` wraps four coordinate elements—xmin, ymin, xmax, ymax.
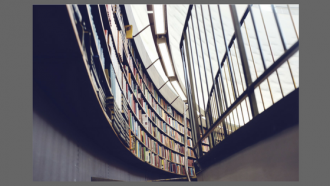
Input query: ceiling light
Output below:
<box><xmin>171</xmin><ymin>80</ymin><xmax>187</xmax><ymax>101</ymax></box>
<box><xmin>158</xmin><ymin>43</ymin><xmax>175</xmax><ymax>77</ymax></box>
<box><xmin>153</xmin><ymin>5</ymin><xmax>165</xmax><ymax>34</ymax></box>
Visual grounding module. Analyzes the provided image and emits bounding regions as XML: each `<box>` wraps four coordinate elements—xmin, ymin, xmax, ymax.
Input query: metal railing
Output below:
<box><xmin>180</xmin><ymin>4</ymin><xmax>299</xmax><ymax>158</ymax></box>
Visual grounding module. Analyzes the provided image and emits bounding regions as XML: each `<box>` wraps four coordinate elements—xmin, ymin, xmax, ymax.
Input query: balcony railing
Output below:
<box><xmin>180</xmin><ymin>4</ymin><xmax>299</xmax><ymax>158</ymax></box>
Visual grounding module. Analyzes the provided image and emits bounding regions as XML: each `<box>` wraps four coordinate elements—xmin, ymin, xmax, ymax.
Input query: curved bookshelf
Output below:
<box><xmin>83</xmin><ymin>4</ymin><xmax>197</xmax><ymax>176</ymax></box>
<box><xmin>99</xmin><ymin>4</ymin><xmax>194</xmax><ymax>145</ymax></box>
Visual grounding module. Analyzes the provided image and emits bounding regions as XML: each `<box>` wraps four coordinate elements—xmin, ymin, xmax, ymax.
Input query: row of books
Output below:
<box><xmin>202</xmin><ymin>137</ymin><xmax>209</xmax><ymax>145</ymax></box>
<box><xmin>133</xmin><ymin>138</ymin><xmax>187</xmax><ymax>174</ymax></box>
<box><xmin>123</xmin><ymin>72</ymin><xmax>188</xmax><ymax>145</ymax></box>
<box><xmin>121</xmin><ymin>94</ymin><xmax>128</xmax><ymax>122</ymax></box>
<box><xmin>88</xmin><ymin>48</ymin><xmax>107</xmax><ymax>111</ymax></box>
<box><xmin>142</xmin><ymin>116</ymin><xmax>185</xmax><ymax>149</ymax></box>
<box><xmin>110</xmin><ymin>5</ymin><xmax>124</xmax><ymax>32</ymax></box>
<box><xmin>199</xmin><ymin>127</ymin><xmax>210</xmax><ymax>146</ymax></box>
<box><xmin>106</xmin><ymin>4</ymin><xmax>124</xmax><ymax>63</ymax></box>
<box><xmin>188</xmin><ymin>167</ymin><xmax>195</xmax><ymax>176</ymax></box>
<box><xmin>87</xmin><ymin>5</ymin><xmax>105</xmax><ymax>70</ymax></box>
<box><xmin>187</xmin><ymin>138</ymin><xmax>193</xmax><ymax>148</ymax></box>
<box><xmin>123</xmin><ymin>65</ymin><xmax>188</xmax><ymax>137</ymax></box>
<box><xmin>202</xmin><ymin>145</ymin><xmax>210</xmax><ymax>152</ymax></box>
<box><xmin>106</xmin><ymin>96</ymin><xmax>129</xmax><ymax>147</ymax></box>
<box><xmin>129</xmin><ymin>112</ymin><xmax>186</xmax><ymax>156</ymax></box>
<box><xmin>188</xmin><ymin>159</ymin><xmax>194</xmax><ymax>167</ymax></box>
<box><xmin>124</xmin><ymin>55</ymin><xmax>186</xmax><ymax>127</ymax></box>
<box><xmin>188</xmin><ymin>149</ymin><xmax>195</xmax><ymax>158</ymax></box>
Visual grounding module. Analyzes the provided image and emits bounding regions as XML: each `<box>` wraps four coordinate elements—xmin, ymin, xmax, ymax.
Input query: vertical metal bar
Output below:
<box><xmin>232</xmin><ymin>42</ymin><xmax>245</xmax><ymax>92</ymax></box>
<box><xmin>271</xmin><ymin>4</ymin><xmax>297</xmax><ymax>89</ymax></box>
<box><xmin>188</xmin><ymin>12</ymin><xmax>206</xmax><ymax>125</ymax></box>
<box><xmin>207</xmin><ymin>5</ymin><xmax>229</xmax><ymax>111</ymax></box>
<box><xmin>232</xmin><ymin>42</ymin><xmax>247</xmax><ymax>125</ymax></box>
<box><xmin>200</xmin><ymin>5</ymin><xmax>221</xmax><ymax>119</ymax></box>
<box><xmin>190</xmin><ymin>10</ymin><xmax>215</xmax><ymax>130</ymax></box>
<box><xmin>228</xmin><ymin>44</ymin><xmax>255</xmax><ymax>121</ymax></box>
<box><xmin>287</xmin><ymin>4</ymin><xmax>299</xmax><ymax>39</ymax></box>
<box><xmin>271</xmin><ymin>4</ymin><xmax>286</xmax><ymax>51</ymax></box>
<box><xmin>183</xmin><ymin>32</ymin><xmax>203</xmax><ymax>158</ymax></box>
<box><xmin>217</xmin><ymin>5</ymin><xmax>238</xmax><ymax>100</ymax></box>
<box><xmin>223</xmin><ymin>59</ymin><xmax>233</xmax><ymax>105</ymax></box>
<box><xmin>248</xmin><ymin>4</ymin><xmax>275</xmax><ymax>104</ymax></box>
<box><xmin>181</xmin><ymin>44</ymin><xmax>197</xmax><ymax>147</ymax></box>
<box><xmin>258</xmin><ymin>5</ymin><xmax>284</xmax><ymax>98</ymax></box>
<box><xmin>223</xmin><ymin>59</ymin><xmax>235</xmax><ymax>104</ymax></box>
<box><xmin>183</xmin><ymin>103</ymin><xmax>191</xmax><ymax>182</ymax></box>
<box><xmin>234</xmin><ymin>107</ymin><xmax>241</xmax><ymax>130</ymax></box>
<box><xmin>193</xmin><ymin>5</ymin><xmax>210</xmax><ymax>112</ymax></box>
<box><xmin>205</xmin><ymin>110</ymin><xmax>214</xmax><ymax>149</ymax></box>
<box><xmin>248</xmin><ymin>5</ymin><xmax>266</xmax><ymax>71</ymax></box>
<box><xmin>229</xmin><ymin>4</ymin><xmax>259</xmax><ymax>117</ymax></box>
<box><xmin>206</xmin><ymin>103</ymin><xmax>216</xmax><ymax>147</ymax></box>
<box><xmin>217</xmin><ymin>75</ymin><xmax>226</xmax><ymax>114</ymax></box>
<box><xmin>183</xmin><ymin>52</ymin><xmax>199</xmax><ymax>158</ymax></box>
<box><xmin>186</xmin><ymin>26</ymin><xmax>204</xmax><ymax>137</ymax></box>
<box><xmin>228</xmin><ymin>43</ymin><xmax>241</xmax><ymax>97</ymax></box>
<box><xmin>243</xmin><ymin>21</ymin><xmax>265</xmax><ymax>114</ymax></box>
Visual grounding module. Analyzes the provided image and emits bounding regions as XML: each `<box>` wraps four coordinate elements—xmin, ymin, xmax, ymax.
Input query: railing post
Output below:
<box><xmin>186</xmin><ymin>25</ymin><xmax>204</xmax><ymax>137</ymax></box>
<box><xmin>186</xmin><ymin>20</ymin><xmax>217</xmax><ymax>148</ymax></box>
<box><xmin>183</xmin><ymin>103</ymin><xmax>191</xmax><ymax>182</ymax></box>
<box><xmin>182</xmin><ymin>32</ymin><xmax>203</xmax><ymax>158</ymax></box>
<box><xmin>199</xmin><ymin>5</ymin><xmax>221</xmax><ymax>122</ymax></box>
<box><xmin>229</xmin><ymin>5</ymin><xmax>259</xmax><ymax>117</ymax></box>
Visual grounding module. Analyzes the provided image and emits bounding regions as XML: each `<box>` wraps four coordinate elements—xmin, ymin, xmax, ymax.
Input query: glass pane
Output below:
<box><xmin>254</xmin><ymin>86</ymin><xmax>265</xmax><ymax>114</ymax></box>
<box><xmin>241</xmin><ymin>99</ymin><xmax>250</xmax><ymax>123</ymax></box>
<box><xmin>241</xmin><ymin>20</ymin><xmax>258</xmax><ymax>83</ymax></box>
<box><xmin>274</xmin><ymin>4</ymin><xmax>299</xmax><ymax>49</ymax></box>
<box><xmin>260</xmin><ymin>80</ymin><xmax>273</xmax><ymax>110</ymax></box>
<box><xmin>233</xmin><ymin>39</ymin><xmax>247</xmax><ymax>91</ymax></box>
<box><xmin>221</xmin><ymin>59</ymin><xmax>233</xmax><ymax>106</ymax></box>
<box><xmin>188</xmin><ymin>16</ymin><xmax>206</xmax><ymax>111</ymax></box>
<box><xmin>219</xmin><ymin>5</ymin><xmax>235</xmax><ymax>45</ymax></box>
<box><xmin>288</xmin><ymin>4</ymin><xmax>299</xmax><ymax>38</ymax></box>
<box><xmin>191</xmin><ymin>7</ymin><xmax>209</xmax><ymax>105</ymax></box>
<box><xmin>289</xmin><ymin>50</ymin><xmax>299</xmax><ymax>87</ymax></box>
<box><xmin>185</xmin><ymin>28</ymin><xmax>199</xmax><ymax>108</ymax></box>
<box><xmin>244</xmin><ymin>13</ymin><xmax>265</xmax><ymax>77</ymax></box>
<box><xmin>209</xmin><ymin>4</ymin><xmax>226</xmax><ymax>66</ymax></box>
<box><xmin>201</xmin><ymin>4</ymin><xmax>219</xmax><ymax>80</ymax></box>
<box><xmin>195</xmin><ymin>5</ymin><xmax>213</xmax><ymax>93</ymax></box>
<box><xmin>230</xmin><ymin>44</ymin><xmax>244</xmax><ymax>97</ymax></box>
<box><xmin>235</xmin><ymin>4</ymin><xmax>248</xmax><ymax>21</ymax></box>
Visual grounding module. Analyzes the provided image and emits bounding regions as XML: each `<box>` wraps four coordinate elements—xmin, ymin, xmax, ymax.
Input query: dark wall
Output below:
<box><xmin>196</xmin><ymin>125</ymin><xmax>299</xmax><ymax>181</ymax></box>
<box><xmin>33</xmin><ymin>84</ymin><xmax>163</xmax><ymax>181</ymax></box>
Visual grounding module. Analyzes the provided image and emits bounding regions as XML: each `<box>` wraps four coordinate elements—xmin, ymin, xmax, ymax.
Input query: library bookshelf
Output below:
<box><xmin>33</xmin><ymin>4</ymin><xmax>196</xmax><ymax>177</ymax></box>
